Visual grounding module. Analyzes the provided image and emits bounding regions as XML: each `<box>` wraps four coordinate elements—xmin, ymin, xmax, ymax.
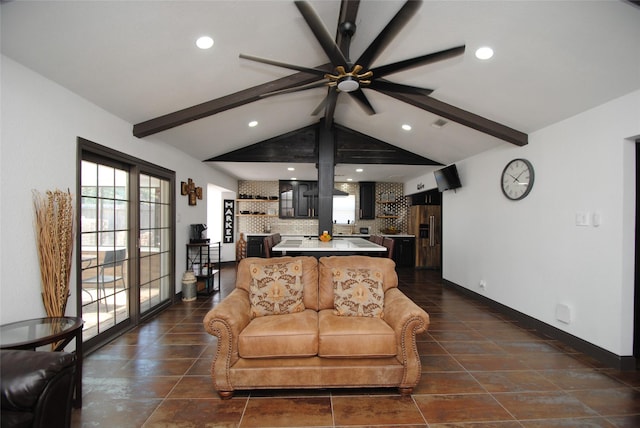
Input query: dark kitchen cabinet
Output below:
<box><xmin>279</xmin><ymin>181</ymin><xmax>295</xmax><ymax>218</ymax></box>
<box><xmin>392</xmin><ymin>237</ymin><xmax>415</xmax><ymax>267</ymax></box>
<box><xmin>296</xmin><ymin>181</ymin><xmax>318</xmax><ymax>218</ymax></box>
<box><xmin>246</xmin><ymin>235</ymin><xmax>265</xmax><ymax>257</ymax></box>
<box><xmin>279</xmin><ymin>180</ymin><xmax>318</xmax><ymax>219</ymax></box>
<box><xmin>359</xmin><ymin>181</ymin><xmax>376</xmax><ymax>219</ymax></box>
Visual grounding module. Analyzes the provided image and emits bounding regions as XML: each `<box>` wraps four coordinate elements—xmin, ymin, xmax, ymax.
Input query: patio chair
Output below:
<box><xmin>82</xmin><ymin>249</ymin><xmax>126</xmax><ymax>311</ymax></box>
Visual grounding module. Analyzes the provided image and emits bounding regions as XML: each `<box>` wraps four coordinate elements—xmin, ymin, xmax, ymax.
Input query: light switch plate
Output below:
<box><xmin>575</xmin><ymin>211</ymin><xmax>590</xmax><ymax>226</ymax></box>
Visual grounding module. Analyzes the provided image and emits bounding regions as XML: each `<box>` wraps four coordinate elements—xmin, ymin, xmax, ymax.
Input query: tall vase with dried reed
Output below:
<box><xmin>33</xmin><ymin>189</ymin><xmax>74</xmax><ymax>318</ymax></box>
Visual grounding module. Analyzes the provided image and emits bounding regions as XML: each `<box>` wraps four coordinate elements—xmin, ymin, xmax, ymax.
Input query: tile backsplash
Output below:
<box><xmin>237</xmin><ymin>180</ymin><xmax>408</xmax><ymax>236</ymax></box>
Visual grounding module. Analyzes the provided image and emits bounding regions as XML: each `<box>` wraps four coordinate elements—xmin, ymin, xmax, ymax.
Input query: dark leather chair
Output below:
<box><xmin>369</xmin><ymin>235</ymin><xmax>384</xmax><ymax>245</ymax></box>
<box><xmin>382</xmin><ymin>237</ymin><xmax>395</xmax><ymax>259</ymax></box>
<box><xmin>263</xmin><ymin>235</ymin><xmax>274</xmax><ymax>258</ymax></box>
<box><xmin>1</xmin><ymin>350</ymin><xmax>76</xmax><ymax>428</ymax></box>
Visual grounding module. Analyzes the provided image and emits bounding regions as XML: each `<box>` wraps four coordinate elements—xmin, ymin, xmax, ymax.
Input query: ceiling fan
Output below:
<box><xmin>239</xmin><ymin>0</ymin><xmax>465</xmax><ymax>127</ymax></box>
<box><xmin>132</xmin><ymin>0</ymin><xmax>527</xmax><ymax>146</ymax></box>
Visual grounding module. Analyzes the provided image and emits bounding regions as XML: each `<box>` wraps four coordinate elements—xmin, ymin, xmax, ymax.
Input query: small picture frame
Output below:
<box><xmin>181</xmin><ymin>181</ymin><xmax>188</xmax><ymax>195</ymax></box>
<box><xmin>189</xmin><ymin>193</ymin><xmax>197</xmax><ymax>206</ymax></box>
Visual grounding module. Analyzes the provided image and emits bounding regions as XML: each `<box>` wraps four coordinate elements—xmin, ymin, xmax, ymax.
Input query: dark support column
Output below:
<box><xmin>317</xmin><ymin>119</ymin><xmax>335</xmax><ymax>235</ymax></box>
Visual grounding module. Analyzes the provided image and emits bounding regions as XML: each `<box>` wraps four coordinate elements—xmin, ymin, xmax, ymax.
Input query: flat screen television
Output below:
<box><xmin>434</xmin><ymin>164</ymin><xmax>462</xmax><ymax>192</ymax></box>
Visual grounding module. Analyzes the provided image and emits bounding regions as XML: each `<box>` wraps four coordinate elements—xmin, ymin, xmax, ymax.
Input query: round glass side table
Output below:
<box><xmin>0</xmin><ymin>316</ymin><xmax>84</xmax><ymax>408</ymax></box>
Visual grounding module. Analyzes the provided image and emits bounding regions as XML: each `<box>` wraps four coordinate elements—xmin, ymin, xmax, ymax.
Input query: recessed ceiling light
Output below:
<box><xmin>248</xmin><ymin>120</ymin><xmax>258</xmax><ymax>127</ymax></box>
<box><xmin>196</xmin><ymin>36</ymin><xmax>214</xmax><ymax>50</ymax></box>
<box><xmin>347</xmin><ymin>178</ymin><xmax>353</xmax><ymax>182</ymax></box>
<box><xmin>401</xmin><ymin>124</ymin><xmax>412</xmax><ymax>131</ymax></box>
<box><xmin>287</xmin><ymin>167</ymin><xmax>295</xmax><ymax>171</ymax></box>
<box><xmin>356</xmin><ymin>168</ymin><xmax>363</xmax><ymax>172</ymax></box>
<box><xmin>475</xmin><ymin>46</ymin><xmax>494</xmax><ymax>60</ymax></box>
<box><xmin>291</xmin><ymin>177</ymin><xmax>297</xmax><ymax>180</ymax></box>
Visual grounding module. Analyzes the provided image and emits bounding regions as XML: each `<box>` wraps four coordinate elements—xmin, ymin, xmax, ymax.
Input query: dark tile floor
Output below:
<box><xmin>71</xmin><ymin>265</ymin><xmax>640</xmax><ymax>427</ymax></box>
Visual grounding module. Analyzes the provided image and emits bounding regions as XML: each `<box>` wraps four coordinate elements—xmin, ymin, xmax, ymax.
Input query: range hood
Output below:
<box><xmin>302</xmin><ymin>188</ymin><xmax>349</xmax><ymax>197</ymax></box>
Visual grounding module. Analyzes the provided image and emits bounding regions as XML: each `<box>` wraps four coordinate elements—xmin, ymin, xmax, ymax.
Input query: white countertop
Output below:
<box><xmin>272</xmin><ymin>237</ymin><xmax>387</xmax><ymax>253</ymax></box>
<box><xmin>245</xmin><ymin>233</ymin><xmax>415</xmax><ymax>238</ymax></box>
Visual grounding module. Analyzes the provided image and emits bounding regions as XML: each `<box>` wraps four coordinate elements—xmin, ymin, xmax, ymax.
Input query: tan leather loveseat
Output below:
<box><xmin>203</xmin><ymin>255</ymin><xmax>429</xmax><ymax>399</ymax></box>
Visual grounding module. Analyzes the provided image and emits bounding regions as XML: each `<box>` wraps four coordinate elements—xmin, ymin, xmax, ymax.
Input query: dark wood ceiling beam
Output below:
<box><xmin>133</xmin><ymin>65</ymin><xmax>330</xmax><ymax>138</ymax></box>
<box><xmin>376</xmin><ymin>90</ymin><xmax>528</xmax><ymax>146</ymax></box>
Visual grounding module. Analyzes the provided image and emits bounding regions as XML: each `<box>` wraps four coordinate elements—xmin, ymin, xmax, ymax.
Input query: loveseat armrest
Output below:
<box><xmin>382</xmin><ymin>288</ymin><xmax>430</xmax><ymax>389</ymax></box>
<box><xmin>203</xmin><ymin>288</ymin><xmax>251</xmax><ymax>395</ymax></box>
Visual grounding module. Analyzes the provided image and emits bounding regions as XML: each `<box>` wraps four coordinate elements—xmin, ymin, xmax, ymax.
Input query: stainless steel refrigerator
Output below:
<box><xmin>409</xmin><ymin>205</ymin><xmax>441</xmax><ymax>269</ymax></box>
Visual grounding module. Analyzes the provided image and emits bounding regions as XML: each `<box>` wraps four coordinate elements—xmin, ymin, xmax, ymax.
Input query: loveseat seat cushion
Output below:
<box><xmin>238</xmin><ymin>309</ymin><xmax>318</xmax><ymax>358</ymax></box>
<box><xmin>317</xmin><ymin>310</ymin><xmax>396</xmax><ymax>358</ymax></box>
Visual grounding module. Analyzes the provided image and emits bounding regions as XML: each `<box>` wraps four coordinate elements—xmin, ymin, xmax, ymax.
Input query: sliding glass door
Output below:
<box><xmin>78</xmin><ymin>139</ymin><xmax>175</xmax><ymax>351</ymax></box>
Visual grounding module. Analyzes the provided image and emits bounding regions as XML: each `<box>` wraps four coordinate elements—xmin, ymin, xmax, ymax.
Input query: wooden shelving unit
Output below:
<box><xmin>236</xmin><ymin>199</ymin><xmax>278</xmax><ymax>217</ymax></box>
<box><xmin>186</xmin><ymin>242</ymin><xmax>221</xmax><ymax>295</ymax></box>
<box><xmin>376</xmin><ymin>200</ymin><xmax>399</xmax><ymax>219</ymax></box>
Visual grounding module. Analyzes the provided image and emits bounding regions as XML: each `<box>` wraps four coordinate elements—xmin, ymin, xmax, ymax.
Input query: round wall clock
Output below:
<box><xmin>501</xmin><ymin>158</ymin><xmax>534</xmax><ymax>200</ymax></box>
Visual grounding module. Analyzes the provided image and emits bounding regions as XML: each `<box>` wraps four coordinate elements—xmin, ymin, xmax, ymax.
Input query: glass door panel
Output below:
<box><xmin>80</xmin><ymin>160</ymin><xmax>131</xmax><ymax>342</ymax></box>
<box><xmin>139</xmin><ymin>173</ymin><xmax>172</xmax><ymax>315</ymax></box>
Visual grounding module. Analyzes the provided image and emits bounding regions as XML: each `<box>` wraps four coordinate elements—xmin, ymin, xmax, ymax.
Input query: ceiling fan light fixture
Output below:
<box><xmin>196</xmin><ymin>36</ymin><xmax>214</xmax><ymax>50</ymax></box>
<box><xmin>337</xmin><ymin>76</ymin><xmax>359</xmax><ymax>92</ymax></box>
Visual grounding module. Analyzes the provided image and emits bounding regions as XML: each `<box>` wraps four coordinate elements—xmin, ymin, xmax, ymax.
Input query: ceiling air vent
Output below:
<box><xmin>432</xmin><ymin>119</ymin><xmax>448</xmax><ymax>129</ymax></box>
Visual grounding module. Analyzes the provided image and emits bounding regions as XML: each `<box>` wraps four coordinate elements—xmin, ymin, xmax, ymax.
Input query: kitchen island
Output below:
<box><xmin>272</xmin><ymin>237</ymin><xmax>386</xmax><ymax>257</ymax></box>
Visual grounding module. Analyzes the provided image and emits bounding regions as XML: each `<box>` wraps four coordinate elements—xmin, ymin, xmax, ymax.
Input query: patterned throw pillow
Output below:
<box><xmin>332</xmin><ymin>268</ymin><xmax>384</xmax><ymax>317</ymax></box>
<box><xmin>249</xmin><ymin>260</ymin><xmax>305</xmax><ymax>318</ymax></box>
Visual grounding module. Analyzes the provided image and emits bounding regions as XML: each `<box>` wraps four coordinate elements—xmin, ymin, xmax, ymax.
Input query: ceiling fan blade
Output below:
<box><xmin>335</xmin><ymin>0</ymin><xmax>360</xmax><ymax>59</ymax></box>
<box><xmin>259</xmin><ymin>80</ymin><xmax>329</xmax><ymax>98</ymax></box>
<box><xmin>311</xmin><ymin>95</ymin><xmax>328</xmax><ymax>116</ymax></box>
<box><xmin>371</xmin><ymin>45</ymin><xmax>465</xmax><ymax>77</ymax></box>
<box><xmin>348</xmin><ymin>89</ymin><xmax>376</xmax><ymax>115</ymax></box>
<box><xmin>368</xmin><ymin>78</ymin><xmax>433</xmax><ymax>96</ymax></box>
<box><xmin>324</xmin><ymin>87</ymin><xmax>339</xmax><ymax>127</ymax></box>
<box><xmin>355</xmin><ymin>0</ymin><xmax>422</xmax><ymax>69</ymax></box>
<box><xmin>295</xmin><ymin>1</ymin><xmax>349</xmax><ymax>67</ymax></box>
<box><xmin>239</xmin><ymin>54</ymin><xmax>329</xmax><ymax>77</ymax></box>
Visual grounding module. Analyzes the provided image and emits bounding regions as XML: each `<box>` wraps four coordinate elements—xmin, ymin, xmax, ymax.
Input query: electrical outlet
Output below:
<box><xmin>479</xmin><ymin>280</ymin><xmax>487</xmax><ymax>290</ymax></box>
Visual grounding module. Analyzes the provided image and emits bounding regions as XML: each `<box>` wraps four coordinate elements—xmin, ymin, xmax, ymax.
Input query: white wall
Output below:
<box><xmin>0</xmin><ymin>55</ymin><xmax>237</xmax><ymax>323</ymax></box>
<box><xmin>206</xmin><ymin>185</ymin><xmax>237</xmax><ymax>262</ymax></box>
<box><xmin>406</xmin><ymin>91</ymin><xmax>639</xmax><ymax>356</ymax></box>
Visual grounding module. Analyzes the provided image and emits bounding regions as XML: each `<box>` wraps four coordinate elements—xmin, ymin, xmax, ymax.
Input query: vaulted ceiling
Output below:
<box><xmin>2</xmin><ymin>1</ymin><xmax>639</xmax><ymax>182</ymax></box>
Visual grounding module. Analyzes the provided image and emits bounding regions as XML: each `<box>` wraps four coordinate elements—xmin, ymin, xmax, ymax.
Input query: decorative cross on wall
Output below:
<box><xmin>181</xmin><ymin>178</ymin><xmax>203</xmax><ymax>206</ymax></box>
